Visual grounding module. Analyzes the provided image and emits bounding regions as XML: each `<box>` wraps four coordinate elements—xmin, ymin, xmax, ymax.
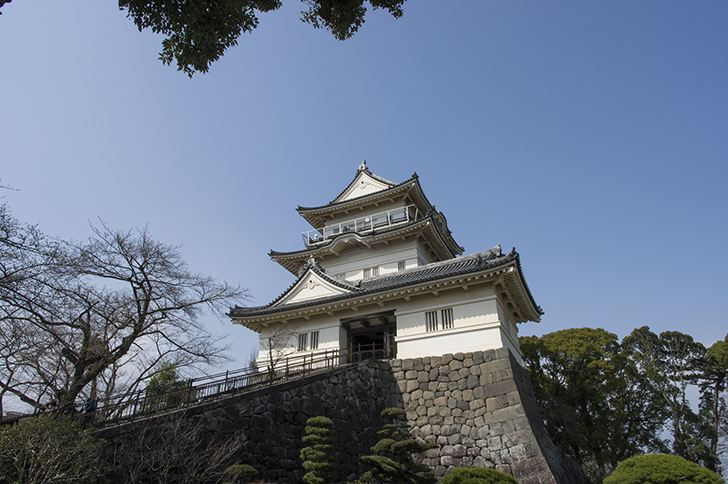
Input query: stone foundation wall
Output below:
<box><xmin>101</xmin><ymin>360</ymin><xmax>392</xmax><ymax>483</ymax></box>
<box><xmin>391</xmin><ymin>348</ymin><xmax>586</xmax><ymax>484</ymax></box>
<box><xmin>101</xmin><ymin>350</ymin><xmax>586</xmax><ymax>484</ymax></box>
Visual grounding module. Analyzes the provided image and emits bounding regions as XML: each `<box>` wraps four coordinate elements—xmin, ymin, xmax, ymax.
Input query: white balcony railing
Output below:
<box><xmin>302</xmin><ymin>205</ymin><xmax>420</xmax><ymax>247</ymax></box>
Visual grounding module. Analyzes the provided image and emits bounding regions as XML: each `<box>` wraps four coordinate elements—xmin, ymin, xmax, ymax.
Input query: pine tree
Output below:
<box><xmin>359</xmin><ymin>407</ymin><xmax>437</xmax><ymax>484</ymax></box>
<box><xmin>300</xmin><ymin>416</ymin><xmax>337</xmax><ymax>484</ymax></box>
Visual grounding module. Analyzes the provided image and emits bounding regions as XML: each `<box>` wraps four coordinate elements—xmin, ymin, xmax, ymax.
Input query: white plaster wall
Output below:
<box><xmin>320</xmin><ymin>239</ymin><xmax>421</xmax><ymax>280</ymax></box>
<box><xmin>396</xmin><ymin>325</ymin><xmax>504</xmax><ymax>359</ymax></box>
<box><xmin>335</xmin><ymin>172</ymin><xmax>394</xmax><ymax>203</ymax></box>
<box><xmin>255</xmin><ymin>315</ymin><xmax>341</xmax><ymax>368</ymax></box>
<box><xmin>278</xmin><ymin>274</ymin><xmax>349</xmax><ymax>305</ymax></box>
<box><xmin>393</xmin><ymin>285</ymin><xmax>523</xmax><ymax>363</ymax></box>
<box><xmin>253</xmin><ymin>284</ymin><xmax>525</xmax><ymax>368</ymax></box>
<box><xmin>395</xmin><ymin>285</ymin><xmax>498</xmax><ymax>338</ymax></box>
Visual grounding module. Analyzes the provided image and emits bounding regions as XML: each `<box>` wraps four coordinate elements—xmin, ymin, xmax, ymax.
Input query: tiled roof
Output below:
<box><xmin>265</xmin><ymin>257</ymin><xmax>359</xmax><ymax>307</ymax></box>
<box><xmin>269</xmin><ymin>213</ymin><xmax>449</xmax><ymax>258</ymax></box>
<box><xmin>230</xmin><ymin>246</ymin><xmax>541</xmax><ymax>318</ymax></box>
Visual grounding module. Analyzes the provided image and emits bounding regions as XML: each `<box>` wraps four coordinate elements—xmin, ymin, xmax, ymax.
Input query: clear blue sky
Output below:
<box><xmin>1</xmin><ymin>0</ymin><xmax>727</xmax><ymax>371</ymax></box>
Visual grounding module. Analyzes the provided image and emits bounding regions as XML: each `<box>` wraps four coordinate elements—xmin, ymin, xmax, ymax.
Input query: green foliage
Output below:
<box><xmin>521</xmin><ymin>328</ymin><xmax>668</xmax><ymax>482</ymax></box>
<box><xmin>223</xmin><ymin>463</ymin><xmax>260</xmax><ymax>483</ymax></box>
<box><xmin>697</xmin><ymin>335</ymin><xmax>728</xmax><ymax>471</ymax></box>
<box><xmin>146</xmin><ymin>362</ymin><xmax>187</xmax><ymax>410</ymax></box>
<box><xmin>603</xmin><ymin>454</ymin><xmax>724</xmax><ymax>484</ymax></box>
<box><xmin>624</xmin><ymin>327</ymin><xmax>707</xmax><ymax>460</ymax></box>
<box><xmin>359</xmin><ymin>407</ymin><xmax>437</xmax><ymax>484</ymax></box>
<box><xmin>0</xmin><ymin>416</ymin><xmax>107</xmax><ymax>484</ymax></box>
<box><xmin>300</xmin><ymin>416</ymin><xmax>337</xmax><ymax>484</ymax></box>
<box><xmin>113</xmin><ymin>0</ymin><xmax>406</xmax><ymax>76</ymax></box>
<box><xmin>301</xmin><ymin>0</ymin><xmax>405</xmax><ymax>40</ymax></box>
<box><xmin>441</xmin><ymin>467</ymin><xmax>518</xmax><ymax>484</ymax></box>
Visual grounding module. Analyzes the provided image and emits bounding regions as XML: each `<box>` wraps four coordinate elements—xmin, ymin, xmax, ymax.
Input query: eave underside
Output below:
<box><xmin>270</xmin><ymin>218</ymin><xmax>459</xmax><ymax>275</ymax></box>
<box><xmin>231</xmin><ymin>252</ymin><xmax>542</xmax><ymax>333</ymax></box>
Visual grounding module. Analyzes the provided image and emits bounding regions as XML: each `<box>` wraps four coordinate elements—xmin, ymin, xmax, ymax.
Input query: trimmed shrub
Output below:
<box><xmin>300</xmin><ymin>416</ymin><xmax>337</xmax><ymax>484</ymax></box>
<box><xmin>441</xmin><ymin>467</ymin><xmax>519</xmax><ymax>484</ymax></box>
<box><xmin>603</xmin><ymin>454</ymin><xmax>724</xmax><ymax>484</ymax></box>
<box><xmin>359</xmin><ymin>407</ymin><xmax>437</xmax><ymax>484</ymax></box>
<box><xmin>223</xmin><ymin>464</ymin><xmax>260</xmax><ymax>483</ymax></box>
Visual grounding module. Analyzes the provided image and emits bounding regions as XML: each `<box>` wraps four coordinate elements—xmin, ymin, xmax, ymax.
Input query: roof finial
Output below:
<box><xmin>358</xmin><ymin>158</ymin><xmax>367</xmax><ymax>172</ymax></box>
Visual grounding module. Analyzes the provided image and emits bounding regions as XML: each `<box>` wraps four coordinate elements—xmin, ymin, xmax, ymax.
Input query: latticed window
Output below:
<box><xmin>398</xmin><ymin>261</ymin><xmax>406</xmax><ymax>271</ymax></box>
<box><xmin>363</xmin><ymin>266</ymin><xmax>379</xmax><ymax>278</ymax></box>
<box><xmin>426</xmin><ymin>311</ymin><xmax>438</xmax><ymax>332</ymax></box>
<box><xmin>441</xmin><ymin>308</ymin><xmax>454</xmax><ymax>330</ymax></box>
<box><xmin>310</xmin><ymin>331</ymin><xmax>319</xmax><ymax>350</ymax></box>
<box><xmin>298</xmin><ymin>333</ymin><xmax>308</xmax><ymax>351</ymax></box>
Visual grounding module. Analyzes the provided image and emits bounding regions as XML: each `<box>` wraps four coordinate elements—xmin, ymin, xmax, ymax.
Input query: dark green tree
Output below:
<box><xmin>359</xmin><ymin>407</ymin><xmax>437</xmax><ymax>484</ymax></box>
<box><xmin>603</xmin><ymin>454</ymin><xmax>724</xmax><ymax>484</ymax></box>
<box><xmin>440</xmin><ymin>467</ymin><xmax>518</xmax><ymax>484</ymax></box>
<box><xmin>520</xmin><ymin>328</ymin><xmax>668</xmax><ymax>482</ymax></box>
<box><xmin>300</xmin><ymin>416</ymin><xmax>337</xmax><ymax>484</ymax></box>
<box><xmin>695</xmin><ymin>336</ymin><xmax>728</xmax><ymax>471</ymax></box>
<box><xmin>624</xmin><ymin>327</ymin><xmax>707</xmax><ymax>459</ymax></box>
<box><xmin>145</xmin><ymin>362</ymin><xmax>187</xmax><ymax>410</ymax></box>
<box><xmin>1</xmin><ymin>0</ymin><xmax>405</xmax><ymax>76</ymax></box>
<box><xmin>0</xmin><ymin>416</ymin><xmax>107</xmax><ymax>484</ymax></box>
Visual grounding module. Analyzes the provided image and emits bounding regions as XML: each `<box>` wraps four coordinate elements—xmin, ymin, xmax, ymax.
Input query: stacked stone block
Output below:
<box><xmin>102</xmin><ymin>361</ymin><xmax>392</xmax><ymax>483</ymax></box>
<box><xmin>391</xmin><ymin>348</ymin><xmax>585</xmax><ymax>484</ymax></box>
<box><xmin>101</xmin><ymin>349</ymin><xmax>585</xmax><ymax>484</ymax></box>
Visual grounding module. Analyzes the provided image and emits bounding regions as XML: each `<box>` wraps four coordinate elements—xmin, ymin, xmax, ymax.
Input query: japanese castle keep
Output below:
<box><xmin>228</xmin><ymin>162</ymin><xmax>586</xmax><ymax>484</ymax></box>
<box><xmin>231</xmin><ymin>161</ymin><xmax>542</xmax><ymax>364</ymax></box>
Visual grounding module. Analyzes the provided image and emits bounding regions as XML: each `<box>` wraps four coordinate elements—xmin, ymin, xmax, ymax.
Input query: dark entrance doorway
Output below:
<box><xmin>341</xmin><ymin>311</ymin><xmax>396</xmax><ymax>361</ymax></box>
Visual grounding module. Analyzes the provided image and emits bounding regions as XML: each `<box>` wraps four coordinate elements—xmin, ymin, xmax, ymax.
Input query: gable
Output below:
<box><xmin>273</xmin><ymin>270</ymin><xmax>353</xmax><ymax>306</ymax></box>
<box><xmin>333</xmin><ymin>170</ymin><xmax>393</xmax><ymax>203</ymax></box>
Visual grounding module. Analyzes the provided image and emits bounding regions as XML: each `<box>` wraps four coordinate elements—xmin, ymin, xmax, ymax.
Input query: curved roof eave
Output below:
<box><xmin>510</xmin><ymin>249</ymin><xmax>544</xmax><ymax>321</ymax></box>
<box><xmin>263</xmin><ymin>258</ymin><xmax>359</xmax><ymax>308</ymax></box>
<box><xmin>296</xmin><ymin>174</ymin><xmax>420</xmax><ymax>216</ymax></box>
<box><xmin>230</xmin><ymin>248</ymin><xmax>538</xmax><ymax>323</ymax></box>
<box><xmin>269</xmin><ymin>215</ymin><xmax>462</xmax><ymax>274</ymax></box>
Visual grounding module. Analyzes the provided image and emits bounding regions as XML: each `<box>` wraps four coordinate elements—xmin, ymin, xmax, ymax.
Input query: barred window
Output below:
<box><xmin>310</xmin><ymin>331</ymin><xmax>319</xmax><ymax>350</ymax></box>
<box><xmin>297</xmin><ymin>333</ymin><xmax>308</xmax><ymax>351</ymax></box>
<box><xmin>363</xmin><ymin>266</ymin><xmax>379</xmax><ymax>278</ymax></box>
<box><xmin>441</xmin><ymin>308</ymin><xmax>454</xmax><ymax>330</ymax></box>
<box><xmin>425</xmin><ymin>311</ymin><xmax>438</xmax><ymax>332</ymax></box>
<box><xmin>398</xmin><ymin>261</ymin><xmax>406</xmax><ymax>271</ymax></box>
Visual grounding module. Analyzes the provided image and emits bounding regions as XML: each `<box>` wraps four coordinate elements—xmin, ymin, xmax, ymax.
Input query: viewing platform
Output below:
<box><xmin>301</xmin><ymin>204</ymin><xmax>420</xmax><ymax>247</ymax></box>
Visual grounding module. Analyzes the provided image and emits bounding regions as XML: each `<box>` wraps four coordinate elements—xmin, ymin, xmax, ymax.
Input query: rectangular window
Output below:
<box><xmin>371</xmin><ymin>266</ymin><xmax>379</xmax><ymax>277</ymax></box>
<box><xmin>425</xmin><ymin>311</ymin><xmax>438</xmax><ymax>332</ymax></box>
<box><xmin>297</xmin><ymin>333</ymin><xmax>308</xmax><ymax>351</ymax></box>
<box><xmin>398</xmin><ymin>261</ymin><xmax>406</xmax><ymax>271</ymax></box>
<box><xmin>441</xmin><ymin>308</ymin><xmax>454</xmax><ymax>330</ymax></box>
<box><xmin>363</xmin><ymin>268</ymin><xmax>371</xmax><ymax>278</ymax></box>
<box><xmin>310</xmin><ymin>331</ymin><xmax>319</xmax><ymax>350</ymax></box>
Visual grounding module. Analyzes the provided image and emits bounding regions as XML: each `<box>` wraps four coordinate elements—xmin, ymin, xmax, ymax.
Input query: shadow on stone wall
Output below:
<box><xmin>100</xmin><ymin>349</ymin><xmax>587</xmax><ymax>484</ymax></box>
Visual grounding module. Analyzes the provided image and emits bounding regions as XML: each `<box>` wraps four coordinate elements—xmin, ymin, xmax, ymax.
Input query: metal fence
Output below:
<box><xmin>0</xmin><ymin>348</ymin><xmax>387</xmax><ymax>428</ymax></box>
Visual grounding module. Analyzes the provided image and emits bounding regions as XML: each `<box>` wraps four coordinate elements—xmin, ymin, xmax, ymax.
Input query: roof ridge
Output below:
<box><xmin>297</xmin><ymin>173</ymin><xmax>417</xmax><ymax>213</ymax></box>
<box><xmin>229</xmin><ymin>246</ymin><xmax>524</xmax><ymax>319</ymax></box>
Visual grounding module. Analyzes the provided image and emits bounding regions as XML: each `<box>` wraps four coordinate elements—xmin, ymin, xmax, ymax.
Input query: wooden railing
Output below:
<box><xmin>0</xmin><ymin>348</ymin><xmax>388</xmax><ymax>428</ymax></box>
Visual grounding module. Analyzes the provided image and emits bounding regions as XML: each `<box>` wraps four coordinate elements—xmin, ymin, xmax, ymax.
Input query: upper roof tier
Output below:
<box><xmin>270</xmin><ymin>162</ymin><xmax>464</xmax><ymax>275</ymax></box>
<box><xmin>296</xmin><ymin>161</ymin><xmax>453</xmax><ymax>231</ymax></box>
<box><xmin>231</xmin><ymin>246</ymin><xmax>543</xmax><ymax>332</ymax></box>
